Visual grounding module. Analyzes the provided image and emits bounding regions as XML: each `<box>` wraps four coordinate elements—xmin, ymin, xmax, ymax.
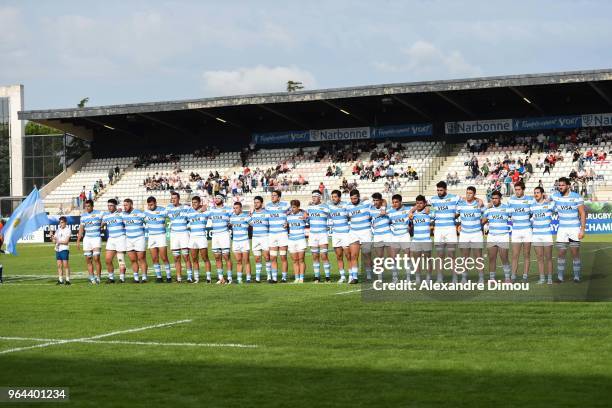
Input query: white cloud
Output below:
<box><xmin>201</xmin><ymin>65</ymin><xmax>316</xmax><ymax>96</ymax></box>
<box><xmin>373</xmin><ymin>40</ymin><xmax>483</xmax><ymax>79</ymax></box>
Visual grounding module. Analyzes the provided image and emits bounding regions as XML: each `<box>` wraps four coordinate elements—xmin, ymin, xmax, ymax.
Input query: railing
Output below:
<box><xmin>418</xmin><ymin>143</ymin><xmax>454</xmax><ymax>195</ymax></box>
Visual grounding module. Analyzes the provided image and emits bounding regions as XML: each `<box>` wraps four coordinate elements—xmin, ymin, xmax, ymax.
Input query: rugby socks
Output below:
<box><xmin>436</xmin><ymin>271</ymin><xmax>444</xmax><ymax>282</ymax></box>
<box><xmin>154</xmin><ymin>264</ymin><xmax>162</xmax><ymax>279</ymax></box>
<box><xmin>194</xmin><ymin>268</ymin><xmax>200</xmax><ymax>282</ymax></box>
<box><xmin>164</xmin><ymin>264</ymin><xmax>172</xmax><ymax>280</ymax></box>
<box><xmin>573</xmin><ymin>259</ymin><xmax>581</xmax><ymax>280</ymax></box>
<box><xmin>206</xmin><ymin>271</ymin><xmax>212</xmax><ymax>281</ymax></box>
<box><xmin>237</xmin><ymin>272</ymin><xmax>242</xmax><ymax>284</ymax></box>
<box><xmin>187</xmin><ymin>269</ymin><xmax>193</xmax><ymax>281</ymax></box>
<box><xmin>299</xmin><ymin>272</ymin><xmax>304</xmax><ymax>281</ymax></box>
<box><xmin>227</xmin><ymin>270</ymin><xmax>233</xmax><ymax>282</ymax></box>
<box><xmin>281</xmin><ymin>271</ymin><xmax>288</xmax><ymax>281</ymax></box>
<box><xmin>339</xmin><ymin>269</ymin><xmax>346</xmax><ymax>278</ymax></box>
<box><xmin>366</xmin><ymin>267</ymin><xmax>373</xmax><ymax>280</ymax></box>
<box><xmin>324</xmin><ymin>262</ymin><xmax>331</xmax><ymax>278</ymax></box>
<box><xmin>133</xmin><ymin>272</ymin><xmax>140</xmax><ymax>282</ymax></box>
<box><xmin>58</xmin><ymin>276</ymin><xmax>64</xmax><ymax>283</ymax></box>
<box><xmin>89</xmin><ymin>274</ymin><xmax>96</xmax><ymax>284</ymax></box>
<box><xmin>489</xmin><ymin>271</ymin><xmax>496</xmax><ymax>280</ymax></box>
<box><xmin>255</xmin><ymin>263</ymin><xmax>262</xmax><ymax>281</ymax></box>
<box><xmin>557</xmin><ymin>258</ymin><xmax>566</xmax><ymax>281</ymax></box>
<box><xmin>266</xmin><ymin>262</ymin><xmax>272</xmax><ymax>280</ymax></box>
<box><xmin>351</xmin><ymin>267</ymin><xmax>359</xmax><ymax>280</ymax></box>
<box><xmin>108</xmin><ymin>272</ymin><xmax>115</xmax><ymax>281</ymax></box>
<box><xmin>313</xmin><ymin>262</ymin><xmax>321</xmax><ymax>279</ymax></box>
<box><xmin>217</xmin><ymin>270</ymin><xmax>224</xmax><ymax>281</ymax></box>
<box><xmin>271</xmin><ymin>268</ymin><xmax>278</xmax><ymax>281</ymax></box>
<box><xmin>503</xmin><ymin>264</ymin><xmax>511</xmax><ymax>280</ymax></box>
<box><xmin>119</xmin><ymin>273</ymin><xmax>125</xmax><ymax>282</ymax></box>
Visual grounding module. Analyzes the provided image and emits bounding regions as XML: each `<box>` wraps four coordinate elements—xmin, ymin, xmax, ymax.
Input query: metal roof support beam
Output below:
<box><xmin>509</xmin><ymin>87</ymin><xmax>545</xmax><ymax>114</ymax></box>
<box><xmin>256</xmin><ymin>104</ymin><xmax>308</xmax><ymax>129</ymax></box>
<box><xmin>82</xmin><ymin>117</ymin><xmax>138</xmax><ymax>138</ymax></box>
<box><xmin>193</xmin><ymin>109</ymin><xmax>247</xmax><ymax>130</ymax></box>
<box><xmin>588</xmin><ymin>82</ymin><xmax>612</xmax><ymax>107</ymax></box>
<box><xmin>434</xmin><ymin>92</ymin><xmax>475</xmax><ymax>118</ymax></box>
<box><xmin>321</xmin><ymin>100</ymin><xmax>369</xmax><ymax>125</ymax></box>
<box><xmin>391</xmin><ymin>95</ymin><xmax>432</xmax><ymax>120</ymax></box>
<box><xmin>137</xmin><ymin>113</ymin><xmax>191</xmax><ymax>136</ymax></box>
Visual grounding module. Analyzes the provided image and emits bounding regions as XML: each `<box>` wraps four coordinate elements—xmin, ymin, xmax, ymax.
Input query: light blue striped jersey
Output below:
<box><xmin>144</xmin><ymin>206</ymin><xmax>168</xmax><ymax>236</ymax></box>
<box><xmin>287</xmin><ymin>212</ymin><xmax>307</xmax><ymax>241</ymax></box>
<box><xmin>484</xmin><ymin>204</ymin><xmax>510</xmax><ymax>235</ymax></box>
<box><xmin>345</xmin><ymin>199</ymin><xmax>372</xmax><ymax>232</ymax></box>
<box><xmin>387</xmin><ymin>206</ymin><xmax>411</xmax><ymax>236</ymax></box>
<box><xmin>551</xmin><ymin>191</ymin><xmax>584</xmax><ymax>229</ymax></box>
<box><xmin>185</xmin><ymin>207</ymin><xmax>209</xmax><ymax>237</ymax></box>
<box><xmin>166</xmin><ymin>204</ymin><xmax>190</xmax><ymax>234</ymax></box>
<box><xmin>265</xmin><ymin>201</ymin><xmax>290</xmax><ymax>234</ymax></box>
<box><xmin>411</xmin><ymin>210</ymin><xmax>432</xmax><ymax>242</ymax></box>
<box><xmin>306</xmin><ymin>203</ymin><xmax>330</xmax><ymax>234</ymax></box>
<box><xmin>249</xmin><ymin>209</ymin><xmax>269</xmax><ymax>237</ymax></box>
<box><xmin>81</xmin><ymin>210</ymin><xmax>103</xmax><ymax>238</ymax></box>
<box><xmin>369</xmin><ymin>205</ymin><xmax>391</xmax><ymax>236</ymax></box>
<box><xmin>508</xmin><ymin>195</ymin><xmax>536</xmax><ymax>231</ymax></box>
<box><xmin>208</xmin><ymin>205</ymin><xmax>232</xmax><ymax>234</ymax></box>
<box><xmin>327</xmin><ymin>201</ymin><xmax>350</xmax><ymax>234</ymax></box>
<box><xmin>122</xmin><ymin>209</ymin><xmax>146</xmax><ymax>239</ymax></box>
<box><xmin>102</xmin><ymin>210</ymin><xmax>126</xmax><ymax>238</ymax></box>
<box><xmin>456</xmin><ymin>199</ymin><xmax>483</xmax><ymax>234</ymax></box>
<box><xmin>531</xmin><ymin>200</ymin><xmax>554</xmax><ymax>236</ymax></box>
<box><xmin>428</xmin><ymin>194</ymin><xmax>460</xmax><ymax>228</ymax></box>
<box><xmin>229</xmin><ymin>213</ymin><xmax>251</xmax><ymax>242</ymax></box>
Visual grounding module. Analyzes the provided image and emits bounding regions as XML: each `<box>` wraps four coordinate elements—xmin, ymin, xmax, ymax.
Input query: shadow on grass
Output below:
<box><xmin>0</xmin><ymin>354</ymin><xmax>611</xmax><ymax>408</ymax></box>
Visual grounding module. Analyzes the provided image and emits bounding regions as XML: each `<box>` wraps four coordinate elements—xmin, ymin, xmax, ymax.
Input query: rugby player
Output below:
<box><xmin>101</xmin><ymin>198</ymin><xmax>127</xmax><ymax>283</ymax></box>
<box><xmin>307</xmin><ymin>190</ymin><xmax>331</xmax><ymax>282</ymax></box>
<box><xmin>76</xmin><ymin>199</ymin><xmax>103</xmax><ymax>284</ymax></box>
<box><xmin>122</xmin><ymin>198</ymin><xmax>148</xmax><ymax>282</ymax></box>
<box><xmin>552</xmin><ymin>177</ymin><xmax>586</xmax><ymax>283</ymax></box>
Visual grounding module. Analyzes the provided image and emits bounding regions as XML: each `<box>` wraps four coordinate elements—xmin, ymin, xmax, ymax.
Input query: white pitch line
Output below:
<box><xmin>0</xmin><ymin>336</ymin><xmax>258</xmax><ymax>349</ymax></box>
<box><xmin>0</xmin><ymin>336</ymin><xmax>57</xmax><ymax>342</ymax></box>
<box><xmin>335</xmin><ymin>287</ymin><xmax>375</xmax><ymax>295</ymax></box>
<box><xmin>0</xmin><ymin>319</ymin><xmax>192</xmax><ymax>355</ymax></box>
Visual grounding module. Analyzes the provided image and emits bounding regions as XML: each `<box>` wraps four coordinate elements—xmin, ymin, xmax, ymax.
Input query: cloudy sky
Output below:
<box><xmin>1</xmin><ymin>0</ymin><xmax>612</xmax><ymax>110</ymax></box>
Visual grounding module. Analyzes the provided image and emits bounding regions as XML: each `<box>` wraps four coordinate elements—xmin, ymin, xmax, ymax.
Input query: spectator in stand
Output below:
<box><xmin>504</xmin><ymin>173</ymin><xmax>512</xmax><ymax>197</ymax></box>
<box><xmin>79</xmin><ymin>189</ymin><xmax>86</xmax><ymax>209</ymax></box>
<box><xmin>108</xmin><ymin>168</ymin><xmax>114</xmax><ymax>184</ymax></box>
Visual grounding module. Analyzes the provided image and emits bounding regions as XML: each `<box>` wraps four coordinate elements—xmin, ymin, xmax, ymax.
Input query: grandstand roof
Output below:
<box><xmin>19</xmin><ymin>68</ymin><xmax>612</xmax><ymax>144</ymax></box>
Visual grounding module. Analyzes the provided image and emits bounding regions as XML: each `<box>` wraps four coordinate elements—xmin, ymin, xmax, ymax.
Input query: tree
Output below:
<box><xmin>25</xmin><ymin>121</ymin><xmax>62</xmax><ymax>135</ymax></box>
<box><xmin>77</xmin><ymin>97</ymin><xmax>89</xmax><ymax>108</ymax></box>
<box><xmin>287</xmin><ymin>80</ymin><xmax>304</xmax><ymax>92</ymax></box>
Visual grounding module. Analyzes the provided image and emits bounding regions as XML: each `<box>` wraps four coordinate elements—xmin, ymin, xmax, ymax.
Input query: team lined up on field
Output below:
<box><xmin>68</xmin><ymin>176</ymin><xmax>585</xmax><ymax>286</ymax></box>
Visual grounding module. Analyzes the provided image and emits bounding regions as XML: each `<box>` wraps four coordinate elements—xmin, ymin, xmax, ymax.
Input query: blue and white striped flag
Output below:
<box><xmin>2</xmin><ymin>188</ymin><xmax>50</xmax><ymax>255</ymax></box>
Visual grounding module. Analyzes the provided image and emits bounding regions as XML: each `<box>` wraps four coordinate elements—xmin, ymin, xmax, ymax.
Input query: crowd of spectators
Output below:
<box><xmin>460</xmin><ymin>127</ymin><xmax>612</xmax><ymax>200</ymax></box>
<box><xmin>143</xmin><ymin>161</ymin><xmax>309</xmax><ymax>201</ymax></box>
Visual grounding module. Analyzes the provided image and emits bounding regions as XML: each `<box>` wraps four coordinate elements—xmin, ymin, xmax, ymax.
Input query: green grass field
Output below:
<box><xmin>1</xmin><ymin>237</ymin><xmax>612</xmax><ymax>407</ymax></box>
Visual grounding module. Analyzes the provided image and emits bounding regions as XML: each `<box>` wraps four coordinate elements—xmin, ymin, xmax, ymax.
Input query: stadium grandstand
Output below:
<box><xmin>17</xmin><ymin>68</ymin><xmax>612</xmax><ymax>213</ymax></box>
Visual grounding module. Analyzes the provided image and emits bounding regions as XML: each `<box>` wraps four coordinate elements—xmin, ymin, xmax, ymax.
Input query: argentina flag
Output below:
<box><xmin>2</xmin><ymin>188</ymin><xmax>50</xmax><ymax>255</ymax></box>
